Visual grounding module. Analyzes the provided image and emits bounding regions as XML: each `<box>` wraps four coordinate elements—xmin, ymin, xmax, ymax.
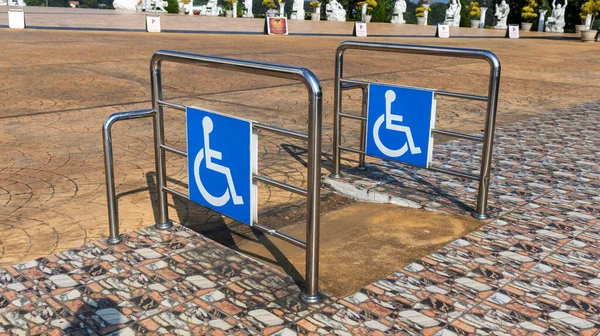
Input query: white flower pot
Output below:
<box><xmin>226</xmin><ymin>9</ymin><xmax>233</xmax><ymax>17</ymax></box>
<box><xmin>364</xmin><ymin>14</ymin><xmax>371</xmax><ymax>22</ymax></box>
<box><xmin>311</xmin><ymin>12</ymin><xmax>320</xmax><ymax>20</ymax></box>
<box><xmin>470</xmin><ymin>19</ymin><xmax>480</xmax><ymax>28</ymax></box>
<box><xmin>581</xmin><ymin>29</ymin><xmax>598</xmax><ymax>42</ymax></box>
<box><xmin>417</xmin><ymin>16</ymin><xmax>426</xmax><ymax>25</ymax></box>
<box><xmin>575</xmin><ymin>24</ymin><xmax>587</xmax><ymax>33</ymax></box>
<box><xmin>521</xmin><ymin>22</ymin><xmax>533</xmax><ymax>31</ymax></box>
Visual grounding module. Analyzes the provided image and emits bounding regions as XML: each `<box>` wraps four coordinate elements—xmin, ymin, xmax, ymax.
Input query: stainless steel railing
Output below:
<box><xmin>103</xmin><ymin>50</ymin><xmax>323</xmax><ymax>303</ymax></box>
<box><xmin>330</xmin><ymin>41</ymin><xmax>501</xmax><ymax>219</ymax></box>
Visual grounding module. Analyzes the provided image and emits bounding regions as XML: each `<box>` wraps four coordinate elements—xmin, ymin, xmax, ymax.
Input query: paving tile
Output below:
<box><xmin>196</xmin><ymin>270</ymin><xmax>330</xmax><ymax>330</ymax></box>
<box><xmin>0</xmin><ymin>295</ymin><xmax>94</xmax><ymax>335</ymax></box>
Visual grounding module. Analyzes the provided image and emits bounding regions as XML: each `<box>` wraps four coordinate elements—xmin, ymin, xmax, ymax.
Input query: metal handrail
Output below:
<box><xmin>103</xmin><ymin>109</ymin><xmax>156</xmax><ymax>244</ymax></box>
<box><xmin>103</xmin><ymin>50</ymin><xmax>323</xmax><ymax>303</ymax></box>
<box><xmin>330</xmin><ymin>41</ymin><xmax>501</xmax><ymax>219</ymax></box>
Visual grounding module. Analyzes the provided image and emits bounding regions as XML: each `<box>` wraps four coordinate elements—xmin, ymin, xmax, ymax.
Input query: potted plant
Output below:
<box><xmin>520</xmin><ymin>0</ymin><xmax>537</xmax><ymax>30</ymax></box>
<box><xmin>225</xmin><ymin>0</ymin><xmax>237</xmax><ymax>16</ymax></box>
<box><xmin>580</xmin><ymin>0</ymin><xmax>599</xmax><ymax>41</ymax></box>
<box><xmin>576</xmin><ymin>13</ymin><xmax>590</xmax><ymax>32</ymax></box>
<box><xmin>263</xmin><ymin>0</ymin><xmax>278</xmax><ymax>16</ymax></box>
<box><xmin>178</xmin><ymin>0</ymin><xmax>188</xmax><ymax>14</ymax></box>
<box><xmin>180</xmin><ymin>0</ymin><xmax>191</xmax><ymax>14</ymax></box>
<box><xmin>469</xmin><ymin>1</ymin><xmax>481</xmax><ymax>28</ymax></box>
<box><xmin>135</xmin><ymin>0</ymin><xmax>143</xmax><ymax>11</ymax></box>
<box><xmin>357</xmin><ymin>0</ymin><xmax>377</xmax><ymax>22</ymax></box>
<box><xmin>309</xmin><ymin>1</ymin><xmax>321</xmax><ymax>20</ymax></box>
<box><xmin>415</xmin><ymin>5</ymin><xmax>430</xmax><ymax>25</ymax></box>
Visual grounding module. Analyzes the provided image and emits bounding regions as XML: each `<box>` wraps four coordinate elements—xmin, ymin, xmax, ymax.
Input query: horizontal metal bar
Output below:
<box><xmin>253</xmin><ymin>223</ymin><xmax>307</xmax><ymax>249</ymax></box>
<box><xmin>340</xmin><ymin>78</ymin><xmax>369</xmax><ymax>87</ymax></box>
<box><xmin>253</xmin><ymin>123</ymin><xmax>308</xmax><ymax>141</ymax></box>
<box><xmin>158</xmin><ymin>100</ymin><xmax>186</xmax><ymax>111</ymax></box>
<box><xmin>337</xmin><ymin>41</ymin><xmax>501</xmax><ymax>70</ymax></box>
<box><xmin>339</xmin><ymin>146</ymin><xmax>366</xmax><ymax>155</ymax></box>
<box><xmin>436</xmin><ymin>91</ymin><xmax>488</xmax><ymax>101</ymax></box>
<box><xmin>340</xmin><ymin>112</ymin><xmax>367</xmax><ymax>121</ymax></box>
<box><xmin>432</xmin><ymin>129</ymin><xmax>484</xmax><ymax>142</ymax></box>
<box><xmin>342</xmin><ymin>83</ymin><xmax>363</xmax><ymax>90</ymax></box>
<box><xmin>160</xmin><ymin>144</ymin><xmax>188</xmax><ymax>157</ymax></box>
<box><xmin>163</xmin><ymin>186</ymin><xmax>189</xmax><ymax>200</ymax></box>
<box><xmin>254</xmin><ymin>175</ymin><xmax>308</xmax><ymax>197</ymax></box>
<box><xmin>152</xmin><ymin>50</ymin><xmax>322</xmax><ymax>98</ymax></box>
<box><xmin>429</xmin><ymin>166</ymin><xmax>479</xmax><ymax>181</ymax></box>
<box><xmin>103</xmin><ymin>109</ymin><xmax>155</xmax><ymax>128</ymax></box>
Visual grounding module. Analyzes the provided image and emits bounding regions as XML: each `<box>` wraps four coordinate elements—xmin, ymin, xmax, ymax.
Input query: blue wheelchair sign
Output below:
<box><xmin>186</xmin><ymin>107</ymin><xmax>257</xmax><ymax>225</ymax></box>
<box><xmin>365</xmin><ymin>84</ymin><xmax>436</xmax><ymax>168</ymax></box>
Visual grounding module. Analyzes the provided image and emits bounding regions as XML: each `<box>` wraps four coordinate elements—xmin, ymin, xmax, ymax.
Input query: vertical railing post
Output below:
<box><xmin>103</xmin><ymin>116</ymin><xmax>124</xmax><ymax>245</ymax></box>
<box><xmin>358</xmin><ymin>86</ymin><xmax>368</xmax><ymax>169</ymax></box>
<box><xmin>301</xmin><ymin>74</ymin><xmax>323</xmax><ymax>304</ymax></box>
<box><xmin>151</xmin><ymin>60</ymin><xmax>174</xmax><ymax>229</ymax></box>
<box><xmin>473</xmin><ymin>57</ymin><xmax>501</xmax><ymax>219</ymax></box>
<box><xmin>330</xmin><ymin>48</ymin><xmax>344</xmax><ymax>178</ymax></box>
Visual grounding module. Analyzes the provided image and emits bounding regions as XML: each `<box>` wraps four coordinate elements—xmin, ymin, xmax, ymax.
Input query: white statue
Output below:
<box><xmin>326</xmin><ymin>0</ymin><xmax>346</xmax><ymax>21</ymax></box>
<box><xmin>545</xmin><ymin>0</ymin><xmax>567</xmax><ymax>32</ymax></box>
<box><xmin>291</xmin><ymin>0</ymin><xmax>306</xmax><ymax>19</ymax></box>
<box><xmin>585</xmin><ymin>13</ymin><xmax>592</xmax><ymax>30</ymax></box>
<box><xmin>390</xmin><ymin>0</ymin><xmax>406</xmax><ymax>23</ymax></box>
<box><xmin>479</xmin><ymin>7</ymin><xmax>487</xmax><ymax>28</ymax></box>
<box><xmin>443</xmin><ymin>0</ymin><xmax>461</xmax><ymax>26</ymax></box>
<box><xmin>423</xmin><ymin>3</ymin><xmax>430</xmax><ymax>23</ymax></box>
<box><xmin>244</xmin><ymin>0</ymin><xmax>254</xmax><ymax>17</ymax></box>
<box><xmin>494</xmin><ymin>0</ymin><xmax>510</xmax><ymax>29</ymax></box>
<box><xmin>361</xmin><ymin>2</ymin><xmax>367</xmax><ymax>20</ymax></box>
<box><xmin>200</xmin><ymin>0</ymin><xmax>221</xmax><ymax>15</ymax></box>
<box><xmin>113</xmin><ymin>0</ymin><xmax>139</xmax><ymax>10</ymax></box>
<box><xmin>538</xmin><ymin>9</ymin><xmax>547</xmax><ymax>31</ymax></box>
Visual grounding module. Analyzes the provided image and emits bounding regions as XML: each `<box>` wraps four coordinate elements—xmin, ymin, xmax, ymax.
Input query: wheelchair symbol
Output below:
<box><xmin>193</xmin><ymin>116</ymin><xmax>243</xmax><ymax>207</ymax></box>
<box><xmin>373</xmin><ymin>90</ymin><xmax>422</xmax><ymax>158</ymax></box>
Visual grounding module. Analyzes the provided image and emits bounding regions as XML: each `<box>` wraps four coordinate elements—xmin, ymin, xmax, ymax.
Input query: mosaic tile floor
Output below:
<box><xmin>1</xmin><ymin>101</ymin><xmax>599</xmax><ymax>335</ymax></box>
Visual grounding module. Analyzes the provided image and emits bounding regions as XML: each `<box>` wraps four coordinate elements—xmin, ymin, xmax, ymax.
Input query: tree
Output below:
<box><xmin>580</xmin><ymin>0</ymin><xmax>600</xmax><ymax>25</ymax></box>
<box><xmin>404</xmin><ymin>0</ymin><xmax>417</xmax><ymax>22</ymax></box>
<box><xmin>459</xmin><ymin>0</ymin><xmax>471</xmax><ymax>25</ymax></box>
<box><xmin>25</xmin><ymin>0</ymin><xmax>70</xmax><ymax>6</ymax></box>
<box><xmin>367</xmin><ymin>0</ymin><xmax>394</xmax><ymax>21</ymax></box>
<box><xmin>429</xmin><ymin>2</ymin><xmax>447</xmax><ymax>24</ymax></box>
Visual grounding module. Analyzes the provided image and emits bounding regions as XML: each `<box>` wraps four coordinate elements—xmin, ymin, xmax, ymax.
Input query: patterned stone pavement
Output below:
<box><xmin>307</xmin><ymin>102</ymin><xmax>600</xmax><ymax>335</ymax></box>
<box><xmin>0</xmin><ymin>98</ymin><xmax>598</xmax><ymax>334</ymax></box>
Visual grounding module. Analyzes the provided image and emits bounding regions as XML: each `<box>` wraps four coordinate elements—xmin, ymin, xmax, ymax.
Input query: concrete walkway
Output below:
<box><xmin>0</xmin><ymin>100</ymin><xmax>598</xmax><ymax>335</ymax></box>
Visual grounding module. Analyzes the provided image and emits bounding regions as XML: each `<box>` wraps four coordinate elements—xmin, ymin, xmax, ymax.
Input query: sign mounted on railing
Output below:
<box><xmin>146</xmin><ymin>15</ymin><xmax>161</xmax><ymax>33</ymax></box>
<box><xmin>186</xmin><ymin>107</ymin><xmax>258</xmax><ymax>225</ymax></box>
<box><xmin>8</xmin><ymin>9</ymin><xmax>25</xmax><ymax>29</ymax></box>
<box><xmin>365</xmin><ymin>84</ymin><xmax>436</xmax><ymax>168</ymax></box>
<box><xmin>265</xmin><ymin>17</ymin><xmax>289</xmax><ymax>35</ymax></box>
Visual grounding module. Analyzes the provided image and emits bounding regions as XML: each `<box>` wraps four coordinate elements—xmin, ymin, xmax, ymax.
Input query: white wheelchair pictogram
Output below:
<box><xmin>373</xmin><ymin>89</ymin><xmax>422</xmax><ymax>158</ymax></box>
<box><xmin>193</xmin><ymin>116</ymin><xmax>243</xmax><ymax>207</ymax></box>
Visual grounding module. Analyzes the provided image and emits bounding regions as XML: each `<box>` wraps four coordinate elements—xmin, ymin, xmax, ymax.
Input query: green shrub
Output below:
<box><xmin>166</xmin><ymin>0</ymin><xmax>179</xmax><ymax>13</ymax></box>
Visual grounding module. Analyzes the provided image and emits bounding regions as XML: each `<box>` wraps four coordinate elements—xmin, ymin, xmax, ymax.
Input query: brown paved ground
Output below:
<box><xmin>0</xmin><ymin>6</ymin><xmax>583</xmax><ymax>37</ymax></box>
<box><xmin>0</xmin><ymin>15</ymin><xmax>599</xmax><ymax>292</ymax></box>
